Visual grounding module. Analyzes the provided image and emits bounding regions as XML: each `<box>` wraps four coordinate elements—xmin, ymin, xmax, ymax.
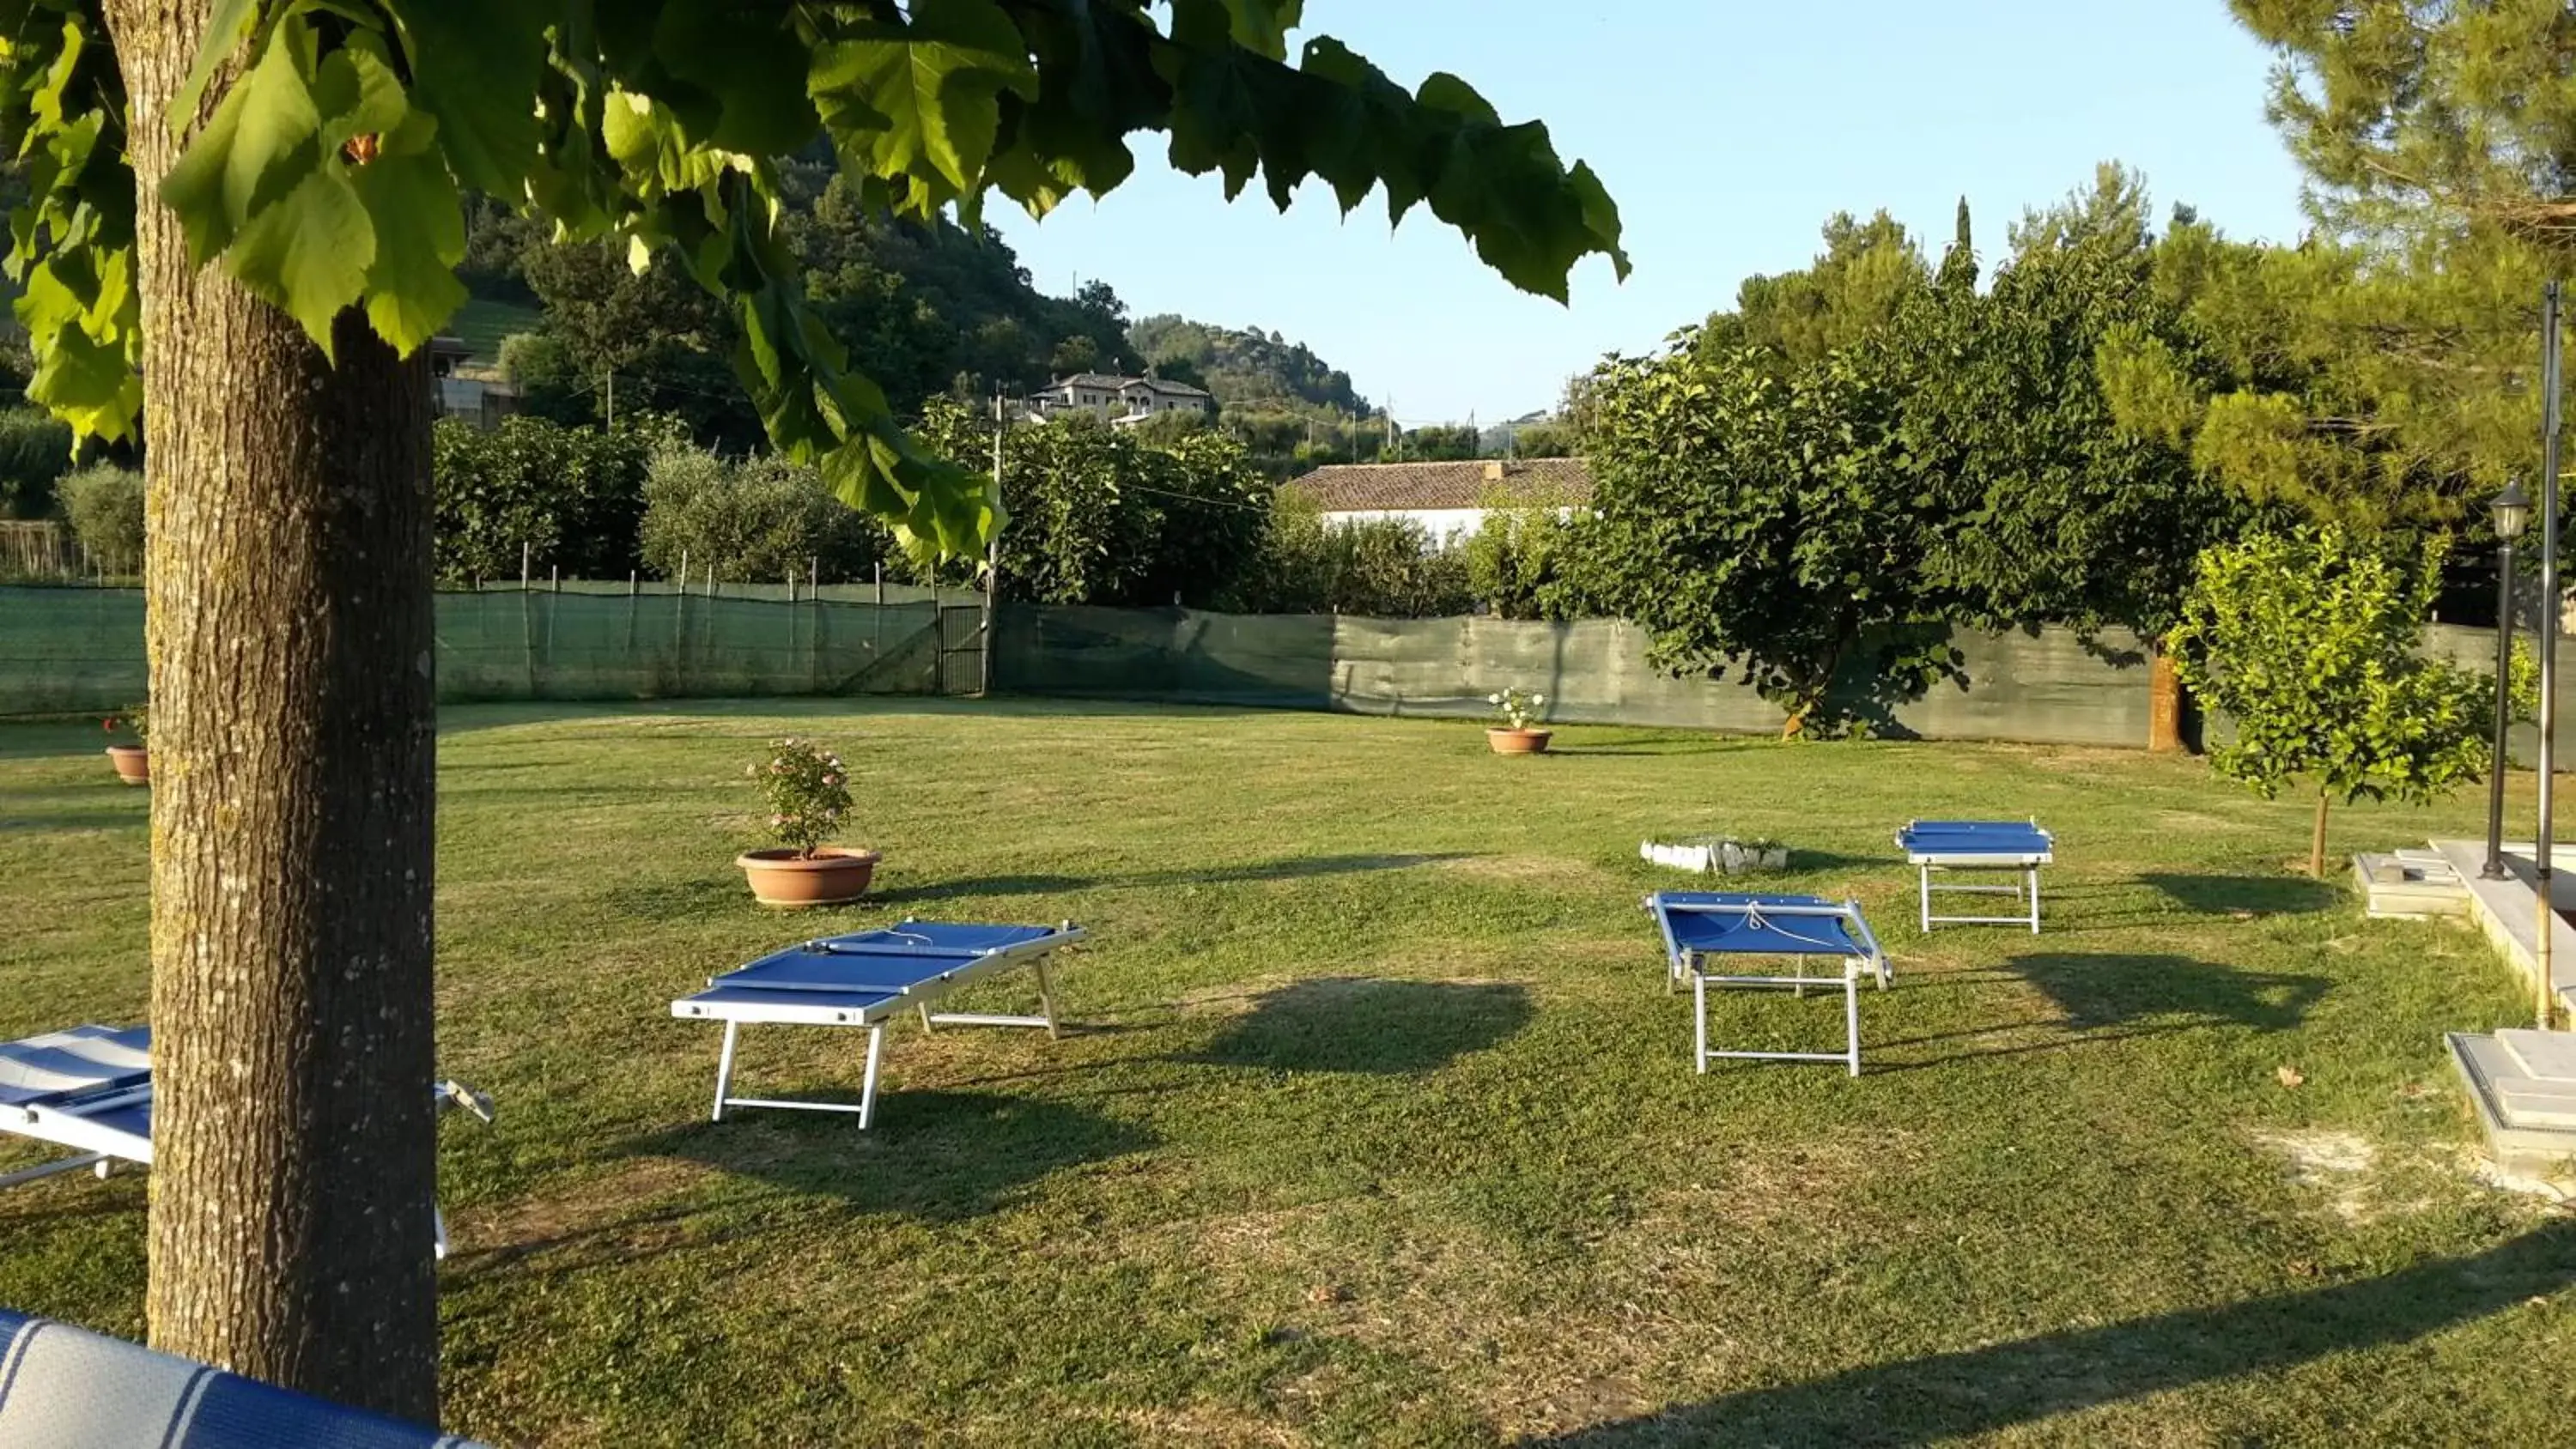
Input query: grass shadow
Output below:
<box><xmin>1184</xmin><ymin>977</ymin><xmax>1533</xmax><ymax>1075</ymax></box>
<box><xmin>872</xmin><ymin>853</ymin><xmax>1470</xmax><ymax>906</ymax></box>
<box><xmin>2141</xmin><ymin>872</ymin><xmax>2341</xmax><ymax>917</ymax></box>
<box><xmin>2009</xmin><ymin>952</ymin><xmax>2329</xmax><ymax>1033</ymax></box>
<box><xmin>1528</xmin><ymin>1222</ymin><xmax>2576</xmax><ymax>1446</ymax></box>
<box><xmin>626</xmin><ymin>1089</ymin><xmax>1152</xmax><ymax>1224</ymax></box>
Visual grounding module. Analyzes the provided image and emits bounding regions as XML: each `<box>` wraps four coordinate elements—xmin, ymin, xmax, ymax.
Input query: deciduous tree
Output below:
<box><xmin>0</xmin><ymin>0</ymin><xmax>1624</xmax><ymax>1419</ymax></box>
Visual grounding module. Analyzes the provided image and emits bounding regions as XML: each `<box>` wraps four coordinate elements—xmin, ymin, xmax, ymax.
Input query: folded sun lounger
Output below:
<box><xmin>671</xmin><ymin>919</ymin><xmax>1084</xmax><ymax>1128</ymax></box>
<box><xmin>1644</xmin><ymin>892</ymin><xmax>1890</xmax><ymax>1076</ymax></box>
<box><xmin>0</xmin><ymin>1024</ymin><xmax>493</xmax><ymax>1257</ymax></box>
<box><xmin>0</xmin><ymin>1306</ymin><xmax>490</xmax><ymax>1447</ymax></box>
<box><xmin>1896</xmin><ymin>818</ymin><xmax>2055</xmax><ymax>934</ymax></box>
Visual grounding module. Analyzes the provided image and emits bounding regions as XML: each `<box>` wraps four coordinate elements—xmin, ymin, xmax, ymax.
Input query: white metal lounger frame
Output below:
<box><xmin>0</xmin><ymin>1065</ymin><xmax>493</xmax><ymax>1258</ymax></box>
<box><xmin>1647</xmin><ymin>897</ymin><xmax>1890</xmax><ymax>1077</ymax></box>
<box><xmin>1901</xmin><ymin>820</ymin><xmax>2054</xmax><ymax>934</ymax></box>
<box><xmin>673</xmin><ymin>920</ymin><xmax>1083</xmax><ymax>1129</ymax></box>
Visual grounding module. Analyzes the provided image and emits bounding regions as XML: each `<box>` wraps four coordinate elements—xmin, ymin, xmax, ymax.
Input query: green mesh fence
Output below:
<box><xmin>0</xmin><ymin>584</ymin><xmax>983</xmax><ymax>714</ymax></box>
<box><xmin>995</xmin><ymin>604</ymin><xmax>2170</xmax><ymax>747</ymax></box>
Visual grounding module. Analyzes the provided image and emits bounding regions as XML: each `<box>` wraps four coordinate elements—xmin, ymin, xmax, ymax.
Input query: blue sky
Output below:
<box><xmin>988</xmin><ymin>1</ymin><xmax>2312</xmax><ymax>426</ymax></box>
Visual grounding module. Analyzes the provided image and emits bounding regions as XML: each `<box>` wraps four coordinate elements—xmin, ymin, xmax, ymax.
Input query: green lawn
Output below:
<box><xmin>2</xmin><ymin>701</ymin><xmax>2570</xmax><ymax>1446</ymax></box>
<box><xmin>448</xmin><ymin>296</ymin><xmax>542</xmax><ymax>365</ymax></box>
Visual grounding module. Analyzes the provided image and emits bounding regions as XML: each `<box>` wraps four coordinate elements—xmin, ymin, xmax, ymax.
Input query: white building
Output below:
<box><xmin>1284</xmin><ymin>458</ymin><xmax>1594</xmax><ymax>544</ymax></box>
<box><xmin>1027</xmin><ymin>373</ymin><xmax>1216</xmax><ymax>426</ymax></box>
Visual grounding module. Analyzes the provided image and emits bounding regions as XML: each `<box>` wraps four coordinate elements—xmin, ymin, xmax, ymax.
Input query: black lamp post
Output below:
<box><xmin>2485</xmin><ymin>476</ymin><xmax>2535</xmax><ymax>880</ymax></box>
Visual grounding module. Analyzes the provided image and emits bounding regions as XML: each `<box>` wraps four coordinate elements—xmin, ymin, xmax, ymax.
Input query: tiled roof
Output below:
<box><xmin>1284</xmin><ymin>458</ymin><xmax>1593</xmax><ymax>512</ymax></box>
<box><xmin>1127</xmin><ymin>375</ymin><xmax>1212</xmax><ymax>398</ymax></box>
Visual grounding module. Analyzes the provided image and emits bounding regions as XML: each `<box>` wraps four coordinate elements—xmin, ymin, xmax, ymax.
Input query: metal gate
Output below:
<box><xmin>937</xmin><ymin>602</ymin><xmax>987</xmax><ymax>695</ymax></box>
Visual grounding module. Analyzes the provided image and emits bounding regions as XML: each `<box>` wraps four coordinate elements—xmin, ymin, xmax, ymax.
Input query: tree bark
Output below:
<box><xmin>108</xmin><ymin>0</ymin><xmax>441</xmax><ymax>1418</ymax></box>
<box><xmin>2148</xmin><ymin>647</ymin><xmax>2184</xmax><ymax>754</ymax></box>
<box><xmin>2310</xmin><ymin>789</ymin><xmax>2331</xmax><ymax>879</ymax></box>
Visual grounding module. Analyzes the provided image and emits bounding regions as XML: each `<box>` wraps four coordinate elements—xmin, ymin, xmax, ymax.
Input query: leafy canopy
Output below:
<box><xmin>2167</xmin><ymin>526</ymin><xmax>2494</xmax><ymax>813</ymax></box>
<box><xmin>0</xmin><ymin>0</ymin><xmax>1627</xmax><ymax>558</ymax></box>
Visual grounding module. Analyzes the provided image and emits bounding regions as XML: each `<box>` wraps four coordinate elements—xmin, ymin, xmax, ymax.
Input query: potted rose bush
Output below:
<box><xmin>103</xmin><ymin>705</ymin><xmax>149</xmax><ymax>785</ymax></box>
<box><xmin>736</xmin><ymin>737</ymin><xmax>880</xmax><ymax>906</ymax></box>
<box><xmin>1485</xmin><ymin>688</ymin><xmax>1552</xmax><ymax>755</ymax></box>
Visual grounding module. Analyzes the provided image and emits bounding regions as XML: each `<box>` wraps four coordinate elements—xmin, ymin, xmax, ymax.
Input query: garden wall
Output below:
<box><xmin>0</xmin><ymin>584</ymin><xmax>981</xmax><ymax>714</ymax></box>
<box><xmin>993</xmin><ymin>605</ymin><xmax>2162</xmax><ymax>747</ymax></box>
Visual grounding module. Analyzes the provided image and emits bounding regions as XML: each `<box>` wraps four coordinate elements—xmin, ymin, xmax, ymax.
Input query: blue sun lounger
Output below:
<box><xmin>0</xmin><ymin>1024</ymin><xmax>492</xmax><ymax>1257</ymax></box>
<box><xmin>671</xmin><ymin>919</ymin><xmax>1084</xmax><ymax>1128</ymax></box>
<box><xmin>1897</xmin><ymin>819</ymin><xmax>2055</xmax><ymax>934</ymax></box>
<box><xmin>0</xmin><ymin>1307</ymin><xmax>489</xmax><ymax>1447</ymax></box>
<box><xmin>1644</xmin><ymin>892</ymin><xmax>1891</xmax><ymax>1076</ymax></box>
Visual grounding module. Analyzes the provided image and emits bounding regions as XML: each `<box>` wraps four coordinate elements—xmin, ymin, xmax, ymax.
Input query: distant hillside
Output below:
<box><xmin>1127</xmin><ymin>316</ymin><xmax>1374</xmax><ymax>418</ymax></box>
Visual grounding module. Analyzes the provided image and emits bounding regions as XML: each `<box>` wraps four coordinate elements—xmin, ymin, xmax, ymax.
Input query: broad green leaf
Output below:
<box><xmin>386</xmin><ymin>0</ymin><xmax>549</xmax><ymax>195</ymax></box>
<box><xmin>649</xmin><ymin>0</ymin><xmax>820</xmax><ymax>156</ymax></box>
<box><xmin>350</xmin><ymin>118</ymin><xmax>465</xmax><ymax>355</ymax></box>
<box><xmin>312</xmin><ymin>29</ymin><xmax>410</xmax><ymax>154</ymax></box>
<box><xmin>227</xmin><ymin>166</ymin><xmax>374</xmax><ymax>355</ymax></box>
<box><xmin>813</xmin><ymin>0</ymin><xmax>1036</xmax><ymax>200</ymax></box>
<box><xmin>23</xmin><ymin>321</ymin><xmax>139</xmax><ymax>443</ymax></box>
<box><xmin>170</xmin><ymin>0</ymin><xmax>261</xmax><ymax>133</ymax></box>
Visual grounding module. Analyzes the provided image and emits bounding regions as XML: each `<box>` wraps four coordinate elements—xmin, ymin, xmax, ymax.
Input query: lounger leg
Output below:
<box><xmin>858</xmin><ymin>1024</ymin><xmax>886</xmax><ymax>1131</ymax></box>
<box><xmin>2027</xmin><ymin>867</ymin><xmax>2041</xmax><ymax>934</ymax></box>
<box><xmin>1036</xmin><ymin>956</ymin><xmax>1061</xmax><ymax>1041</ymax></box>
<box><xmin>711</xmin><ymin>1021</ymin><xmax>740</xmax><ymax>1123</ymax></box>
<box><xmin>1844</xmin><ymin>977</ymin><xmax>1862</xmax><ymax>1077</ymax></box>
<box><xmin>1693</xmin><ymin>973</ymin><xmax>1709</xmax><ymax>1075</ymax></box>
<box><xmin>0</xmin><ymin>1153</ymin><xmax>111</xmax><ymax>1191</ymax></box>
<box><xmin>1919</xmin><ymin>865</ymin><xmax>1932</xmax><ymax>933</ymax></box>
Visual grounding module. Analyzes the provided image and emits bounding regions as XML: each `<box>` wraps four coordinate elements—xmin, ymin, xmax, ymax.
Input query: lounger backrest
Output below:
<box><xmin>0</xmin><ymin>1309</ymin><xmax>489</xmax><ymax>1448</ymax></box>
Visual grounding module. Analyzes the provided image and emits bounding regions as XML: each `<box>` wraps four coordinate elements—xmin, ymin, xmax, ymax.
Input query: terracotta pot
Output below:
<box><xmin>1486</xmin><ymin>728</ymin><xmax>1552</xmax><ymax>755</ymax></box>
<box><xmin>105</xmin><ymin>744</ymin><xmax>149</xmax><ymax>785</ymax></box>
<box><xmin>737</xmin><ymin>847</ymin><xmax>881</xmax><ymax>906</ymax></box>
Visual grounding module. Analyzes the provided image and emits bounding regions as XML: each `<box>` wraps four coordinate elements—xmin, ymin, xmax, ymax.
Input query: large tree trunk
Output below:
<box><xmin>109</xmin><ymin>0</ymin><xmax>442</xmax><ymax>1419</ymax></box>
<box><xmin>2148</xmin><ymin>647</ymin><xmax>2184</xmax><ymax>754</ymax></box>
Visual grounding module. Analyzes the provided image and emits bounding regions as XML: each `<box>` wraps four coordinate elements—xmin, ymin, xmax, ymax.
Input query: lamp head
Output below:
<box><xmin>2494</xmin><ymin>477</ymin><xmax>2534</xmax><ymax>542</ymax></box>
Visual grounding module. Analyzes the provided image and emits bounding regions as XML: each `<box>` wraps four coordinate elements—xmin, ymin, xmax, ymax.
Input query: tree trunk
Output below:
<box><xmin>109</xmin><ymin>0</ymin><xmax>441</xmax><ymax>1419</ymax></box>
<box><xmin>2148</xmin><ymin>646</ymin><xmax>2184</xmax><ymax>754</ymax></box>
<box><xmin>2310</xmin><ymin>789</ymin><xmax>2331</xmax><ymax>879</ymax></box>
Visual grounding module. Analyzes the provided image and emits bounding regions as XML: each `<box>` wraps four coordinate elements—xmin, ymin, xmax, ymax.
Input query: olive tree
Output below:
<box><xmin>0</xmin><ymin>0</ymin><xmax>1624</xmax><ymax>1417</ymax></box>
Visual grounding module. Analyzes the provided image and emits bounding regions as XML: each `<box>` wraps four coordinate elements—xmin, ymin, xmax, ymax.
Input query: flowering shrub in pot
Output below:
<box><xmin>1485</xmin><ymin>688</ymin><xmax>1552</xmax><ymax>755</ymax></box>
<box><xmin>103</xmin><ymin>705</ymin><xmax>149</xmax><ymax>785</ymax></box>
<box><xmin>736</xmin><ymin>737</ymin><xmax>878</xmax><ymax>906</ymax></box>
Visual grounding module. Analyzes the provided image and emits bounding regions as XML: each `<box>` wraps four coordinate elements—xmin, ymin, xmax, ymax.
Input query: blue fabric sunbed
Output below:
<box><xmin>0</xmin><ymin>1307</ymin><xmax>488</xmax><ymax>1447</ymax></box>
<box><xmin>1896</xmin><ymin>819</ymin><xmax>2055</xmax><ymax>933</ymax></box>
<box><xmin>0</xmin><ymin>1025</ymin><xmax>492</xmax><ymax>1256</ymax></box>
<box><xmin>1644</xmin><ymin>892</ymin><xmax>1890</xmax><ymax>1076</ymax></box>
<box><xmin>671</xmin><ymin>919</ymin><xmax>1084</xmax><ymax>1128</ymax></box>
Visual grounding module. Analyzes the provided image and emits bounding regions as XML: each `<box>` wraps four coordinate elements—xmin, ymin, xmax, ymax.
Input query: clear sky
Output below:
<box><xmin>988</xmin><ymin>1</ymin><xmax>2312</xmax><ymax>427</ymax></box>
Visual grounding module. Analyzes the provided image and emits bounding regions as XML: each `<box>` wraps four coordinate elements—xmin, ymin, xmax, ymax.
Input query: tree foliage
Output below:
<box><xmin>1700</xmin><ymin>209</ymin><xmax>1929</xmax><ymax>372</ymax></box>
<box><xmin>57</xmin><ymin>458</ymin><xmax>141</xmax><ymax>573</ymax></box>
<box><xmin>0</xmin><ymin>405</ymin><xmax>76</xmax><ymax>518</ymax></box>
<box><xmin>1</xmin><ymin>0</ymin><xmax>1628</xmax><ymax>560</ymax></box>
<box><xmin>2167</xmin><ymin>526</ymin><xmax>2494</xmax><ymax>874</ymax></box>
<box><xmin>638</xmin><ymin>443</ymin><xmax>894</xmax><ymax>585</ymax></box>
<box><xmin>1221</xmin><ymin>492</ymin><xmax>1473</xmax><ymax>616</ymax></box>
<box><xmin>1577</xmin><ymin>335</ymin><xmax>1950</xmax><ymax>737</ymax></box>
<box><xmin>1461</xmin><ymin>497</ymin><xmax>1581</xmax><ymax>620</ymax></box>
<box><xmin>431</xmin><ymin>416</ymin><xmax>660</xmax><ymax>585</ymax></box>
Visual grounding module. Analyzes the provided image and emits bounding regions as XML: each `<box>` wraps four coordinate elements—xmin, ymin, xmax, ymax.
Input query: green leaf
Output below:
<box><xmin>386</xmin><ymin>0</ymin><xmax>549</xmax><ymax>195</ymax></box>
<box><xmin>228</xmin><ymin>166</ymin><xmax>374</xmax><ymax>354</ymax></box>
<box><xmin>812</xmin><ymin>0</ymin><xmax>1036</xmax><ymax>203</ymax></box>
<box><xmin>170</xmin><ymin>0</ymin><xmax>262</xmax><ymax>134</ymax></box>
<box><xmin>350</xmin><ymin>117</ymin><xmax>465</xmax><ymax>355</ymax></box>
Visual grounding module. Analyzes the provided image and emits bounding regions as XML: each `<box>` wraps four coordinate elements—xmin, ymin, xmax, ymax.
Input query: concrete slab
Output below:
<box><xmin>2448</xmin><ymin>1032</ymin><xmax>2576</xmax><ymax>1175</ymax></box>
<box><xmin>2427</xmin><ymin>840</ymin><xmax>2576</xmax><ymax>1014</ymax></box>
<box><xmin>2352</xmin><ymin>851</ymin><xmax>2469</xmax><ymax>919</ymax></box>
<box><xmin>2499</xmin><ymin>1028</ymin><xmax>2576</xmax><ymax>1082</ymax></box>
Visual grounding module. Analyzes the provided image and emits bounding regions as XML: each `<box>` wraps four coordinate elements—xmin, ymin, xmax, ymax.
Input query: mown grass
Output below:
<box><xmin>2</xmin><ymin>700</ymin><xmax>2571</xmax><ymax>1446</ymax></box>
<box><xmin>449</xmin><ymin>297</ymin><xmax>542</xmax><ymax>366</ymax></box>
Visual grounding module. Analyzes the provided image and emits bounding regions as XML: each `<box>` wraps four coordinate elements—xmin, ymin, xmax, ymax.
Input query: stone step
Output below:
<box><xmin>2352</xmin><ymin>849</ymin><xmax>2470</xmax><ymax>919</ymax></box>
<box><xmin>2448</xmin><ymin>1032</ymin><xmax>2576</xmax><ymax>1173</ymax></box>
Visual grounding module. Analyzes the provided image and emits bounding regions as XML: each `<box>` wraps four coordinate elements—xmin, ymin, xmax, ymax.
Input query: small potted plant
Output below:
<box><xmin>736</xmin><ymin>737</ymin><xmax>880</xmax><ymax>906</ymax></box>
<box><xmin>103</xmin><ymin>706</ymin><xmax>149</xmax><ymax>785</ymax></box>
<box><xmin>1485</xmin><ymin>688</ymin><xmax>1552</xmax><ymax>755</ymax></box>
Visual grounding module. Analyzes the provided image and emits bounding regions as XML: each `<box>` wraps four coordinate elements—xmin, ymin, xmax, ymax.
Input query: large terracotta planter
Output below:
<box><xmin>737</xmin><ymin>847</ymin><xmax>880</xmax><ymax>906</ymax></box>
<box><xmin>105</xmin><ymin>745</ymin><xmax>149</xmax><ymax>785</ymax></box>
<box><xmin>1486</xmin><ymin>728</ymin><xmax>1552</xmax><ymax>755</ymax></box>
